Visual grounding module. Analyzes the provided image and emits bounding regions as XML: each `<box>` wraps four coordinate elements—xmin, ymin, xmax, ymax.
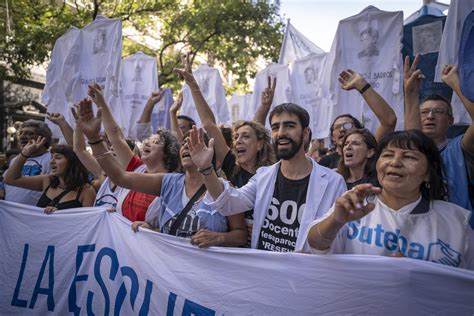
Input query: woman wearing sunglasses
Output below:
<box><xmin>319</xmin><ymin>69</ymin><xmax>397</xmax><ymax>169</ymax></box>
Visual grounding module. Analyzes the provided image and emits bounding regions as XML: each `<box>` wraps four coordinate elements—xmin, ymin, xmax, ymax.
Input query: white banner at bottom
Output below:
<box><xmin>1</xmin><ymin>201</ymin><xmax>473</xmax><ymax>315</ymax></box>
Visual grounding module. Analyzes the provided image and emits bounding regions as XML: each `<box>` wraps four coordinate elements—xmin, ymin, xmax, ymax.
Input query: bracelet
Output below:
<box><xmin>358</xmin><ymin>83</ymin><xmax>371</xmax><ymax>94</ymax></box>
<box><xmin>88</xmin><ymin>138</ymin><xmax>103</xmax><ymax>145</ymax></box>
<box><xmin>317</xmin><ymin>224</ymin><xmax>334</xmax><ymax>244</ymax></box>
<box><xmin>198</xmin><ymin>165</ymin><xmax>213</xmax><ymax>176</ymax></box>
<box><xmin>93</xmin><ymin>151</ymin><xmax>113</xmax><ymax>159</ymax></box>
<box><xmin>20</xmin><ymin>152</ymin><xmax>30</xmax><ymax>159</ymax></box>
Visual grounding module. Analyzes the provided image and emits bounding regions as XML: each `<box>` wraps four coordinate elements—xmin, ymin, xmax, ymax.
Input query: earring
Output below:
<box><xmin>424</xmin><ymin>181</ymin><xmax>430</xmax><ymax>189</ymax></box>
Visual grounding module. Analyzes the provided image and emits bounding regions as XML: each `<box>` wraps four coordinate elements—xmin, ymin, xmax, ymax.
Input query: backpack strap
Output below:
<box><xmin>169</xmin><ymin>185</ymin><xmax>206</xmax><ymax>236</ymax></box>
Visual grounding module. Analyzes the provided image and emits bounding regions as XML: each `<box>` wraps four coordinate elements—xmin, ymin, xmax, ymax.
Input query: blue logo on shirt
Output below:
<box><xmin>347</xmin><ymin>221</ymin><xmax>461</xmax><ymax>266</ymax></box>
<box><xmin>427</xmin><ymin>239</ymin><xmax>461</xmax><ymax>267</ymax></box>
<box><xmin>21</xmin><ymin>160</ymin><xmax>42</xmax><ymax>176</ymax></box>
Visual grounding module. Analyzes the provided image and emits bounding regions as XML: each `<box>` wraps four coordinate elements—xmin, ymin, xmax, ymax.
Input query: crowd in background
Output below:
<box><xmin>0</xmin><ymin>50</ymin><xmax>473</xmax><ymax>269</ymax></box>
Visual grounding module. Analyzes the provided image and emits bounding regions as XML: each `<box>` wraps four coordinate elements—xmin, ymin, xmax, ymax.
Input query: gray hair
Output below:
<box><xmin>21</xmin><ymin>119</ymin><xmax>53</xmax><ymax>148</ymax></box>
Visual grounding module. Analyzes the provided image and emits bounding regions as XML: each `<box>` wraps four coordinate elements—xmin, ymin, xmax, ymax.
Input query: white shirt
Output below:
<box><xmin>249</xmin><ymin>63</ymin><xmax>292</xmax><ymax>128</ymax></box>
<box><xmin>120</xmin><ymin>51</ymin><xmax>159</xmax><ymax>140</ymax></box>
<box><xmin>180</xmin><ymin>64</ymin><xmax>229</xmax><ymax>126</ymax></box>
<box><xmin>42</xmin><ymin>27</ymin><xmax>81</xmax><ymax>140</ymax></box>
<box><xmin>4</xmin><ymin>152</ymin><xmax>51</xmax><ymax>206</ymax></box>
<box><xmin>306</xmin><ymin>196</ymin><xmax>472</xmax><ymax>269</ymax></box>
<box><xmin>205</xmin><ymin>158</ymin><xmax>347</xmax><ymax>251</ymax></box>
<box><xmin>227</xmin><ymin>93</ymin><xmax>252</xmax><ymax>122</ymax></box>
<box><xmin>290</xmin><ymin>53</ymin><xmax>330</xmax><ymax>138</ymax></box>
<box><xmin>94</xmin><ymin>177</ymin><xmax>122</xmax><ymax>209</ymax></box>
<box><xmin>64</xmin><ymin>16</ymin><xmax>124</xmax><ymax>133</ymax></box>
<box><xmin>319</xmin><ymin>6</ymin><xmax>404</xmax><ymax>134</ymax></box>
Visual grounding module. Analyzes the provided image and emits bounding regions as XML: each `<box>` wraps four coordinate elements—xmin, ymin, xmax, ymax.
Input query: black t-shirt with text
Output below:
<box><xmin>257</xmin><ymin>167</ymin><xmax>310</xmax><ymax>252</ymax></box>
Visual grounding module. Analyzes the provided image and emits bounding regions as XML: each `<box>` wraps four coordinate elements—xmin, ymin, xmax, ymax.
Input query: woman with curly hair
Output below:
<box><xmin>80</xmin><ymin>86</ymin><xmax>181</xmax><ymax>223</ymax></box>
<box><xmin>75</xmin><ymin>99</ymin><xmax>248</xmax><ymax>248</ymax></box>
<box><xmin>4</xmin><ymin>139</ymin><xmax>96</xmax><ymax>213</ymax></box>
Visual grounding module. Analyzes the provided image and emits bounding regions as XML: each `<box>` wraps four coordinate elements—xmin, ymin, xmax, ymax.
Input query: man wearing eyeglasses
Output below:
<box><xmin>405</xmin><ymin>58</ymin><xmax>474</xmax><ymax>220</ymax></box>
<box><xmin>4</xmin><ymin>120</ymin><xmax>52</xmax><ymax>205</ymax></box>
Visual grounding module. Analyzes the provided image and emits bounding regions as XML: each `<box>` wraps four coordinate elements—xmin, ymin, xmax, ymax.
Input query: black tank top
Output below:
<box><xmin>36</xmin><ymin>185</ymin><xmax>83</xmax><ymax>210</ymax></box>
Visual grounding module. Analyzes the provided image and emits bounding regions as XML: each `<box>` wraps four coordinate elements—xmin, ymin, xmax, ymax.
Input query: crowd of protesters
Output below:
<box><xmin>1</xmin><ymin>52</ymin><xmax>473</xmax><ymax>269</ymax></box>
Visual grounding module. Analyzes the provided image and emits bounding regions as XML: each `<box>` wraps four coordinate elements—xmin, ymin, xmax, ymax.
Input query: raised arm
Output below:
<box><xmin>339</xmin><ymin>69</ymin><xmax>396</xmax><ymax>142</ymax></box>
<box><xmin>136</xmin><ymin>90</ymin><xmax>165</xmax><ymax>141</ymax></box>
<box><xmin>441</xmin><ymin>64</ymin><xmax>474</xmax><ymax>154</ymax></box>
<box><xmin>254</xmin><ymin>76</ymin><xmax>276</xmax><ymax>125</ymax></box>
<box><xmin>46</xmin><ymin>112</ymin><xmax>74</xmax><ymax>145</ymax></box>
<box><xmin>187</xmin><ymin>127</ymin><xmax>225</xmax><ymax>199</ymax></box>
<box><xmin>71</xmin><ymin>106</ymin><xmax>104</xmax><ymax>180</ymax></box>
<box><xmin>169</xmin><ymin>91</ymin><xmax>184</xmax><ymax>142</ymax></box>
<box><xmin>73</xmin><ymin>98</ymin><xmax>164</xmax><ymax>196</ymax></box>
<box><xmin>3</xmin><ymin>137</ymin><xmax>49</xmax><ymax>192</ymax></box>
<box><xmin>138</xmin><ymin>89</ymin><xmax>164</xmax><ymax>124</ymax></box>
<box><xmin>403</xmin><ymin>55</ymin><xmax>425</xmax><ymax>131</ymax></box>
<box><xmin>175</xmin><ymin>53</ymin><xmax>229</xmax><ymax>166</ymax></box>
<box><xmin>87</xmin><ymin>84</ymin><xmax>134</xmax><ymax>168</ymax></box>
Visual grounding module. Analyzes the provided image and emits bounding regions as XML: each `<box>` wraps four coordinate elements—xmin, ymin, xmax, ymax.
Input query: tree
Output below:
<box><xmin>0</xmin><ymin>0</ymin><xmax>89</xmax><ymax>81</ymax></box>
<box><xmin>1</xmin><ymin>0</ymin><xmax>283</xmax><ymax>91</ymax></box>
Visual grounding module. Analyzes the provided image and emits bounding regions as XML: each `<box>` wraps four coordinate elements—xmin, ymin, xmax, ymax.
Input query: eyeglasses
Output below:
<box><xmin>420</xmin><ymin>108</ymin><xmax>451</xmax><ymax>117</ymax></box>
<box><xmin>333</xmin><ymin>122</ymin><xmax>354</xmax><ymax>130</ymax></box>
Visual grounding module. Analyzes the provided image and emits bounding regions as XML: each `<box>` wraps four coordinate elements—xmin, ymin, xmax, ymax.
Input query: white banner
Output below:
<box><xmin>1</xmin><ymin>201</ymin><xmax>473</xmax><ymax>315</ymax></box>
<box><xmin>278</xmin><ymin>21</ymin><xmax>325</xmax><ymax>65</ymax></box>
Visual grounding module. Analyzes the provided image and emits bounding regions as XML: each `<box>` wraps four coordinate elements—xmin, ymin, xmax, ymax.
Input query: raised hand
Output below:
<box><xmin>338</xmin><ymin>69</ymin><xmax>367</xmax><ymax>91</ymax></box>
<box><xmin>87</xmin><ymin>83</ymin><xmax>107</xmax><ymax>107</ymax></box>
<box><xmin>147</xmin><ymin>89</ymin><xmax>165</xmax><ymax>106</ymax></box>
<box><xmin>261</xmin><ymin>76</ymin><xmax>277</xmax><ymax>108</ymax></box>
<box><xmin>441</xmin><ymin>64</ymin><xmax>460</xmax><ymax>90</ymax></box>
<box><xmin>46</xmin><ymin>112</ymin><xmax>66</xmax><ymax>125</ymax></box>
<box><xmin>191</xmin><ymin>229</ymin><xmax>223</xmax><ymax>248</ymax></box>
<box><xmin>333</xmin><ymin>183</ymin><xmax>382</xmax><ymax>224</ymax></box>
<box><xmin>170</xmin><ymin>91</ymin><xmax>184</xmax><ymax>114</ymax></box>
<box><xmin>174</xmin><ymin>52</ymin><xmax>198</xmax><ymax>87</ymax></box>
<box><xmin>71</xmin><ymin>98</ymin><xmax>102</xmax><ymax>140</ymax></box>
<box><xmin>22</xmin><ymin>136</ymin><xmax>46</xmax><ymax>157</ymax></box>
<box><xmin>403</xmin><ymin>54</ymin><xmax>425</xmax><ymax>96</ymax></box>
<box><xmin>186</xmin><ymin>126</ymin><xmax>214</xmax><ymax>170</ymax></box>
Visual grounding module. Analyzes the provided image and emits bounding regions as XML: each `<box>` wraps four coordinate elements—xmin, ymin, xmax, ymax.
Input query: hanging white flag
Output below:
<box><xmin>278</xmin><ymin>20</ymin><xmax>325</xmax><ymax>65</ymax></box>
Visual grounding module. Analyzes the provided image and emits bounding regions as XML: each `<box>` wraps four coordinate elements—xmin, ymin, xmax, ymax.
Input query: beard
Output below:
<box><xmin>273</xmin><ymin>135</ymin><xmax>303</xmax><ymax>160</ymax></box>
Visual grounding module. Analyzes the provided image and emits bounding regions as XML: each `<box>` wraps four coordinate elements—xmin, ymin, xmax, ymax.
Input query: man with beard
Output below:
<box><xmin>187</xmin><ymin>103</ymin><xmax>346</xmax><ymax>252</ymax></box>
<box><xmin>4</xmin><ymin>120</ymin><xmax>52</xmax><ymax>205</ymax></box>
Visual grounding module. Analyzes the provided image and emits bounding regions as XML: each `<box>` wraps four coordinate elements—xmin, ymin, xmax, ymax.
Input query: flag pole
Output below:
<box><xmin>278</xmin><ymin>18</ymin><xmax>291</xmax><ymax>64</ymax></box>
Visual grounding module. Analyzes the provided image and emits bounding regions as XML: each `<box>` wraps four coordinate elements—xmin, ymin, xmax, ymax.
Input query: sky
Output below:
<box><xmin>279</xmin><ymin>0</ymin><xmax>450</xmax><ymax>52</ymax></box>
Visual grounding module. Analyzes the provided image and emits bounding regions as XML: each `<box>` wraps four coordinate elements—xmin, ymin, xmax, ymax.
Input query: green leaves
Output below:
<box><xmin>3</xmin><ymin>0</ymin><xmax>283</xmax><ymax>93</ymax></box>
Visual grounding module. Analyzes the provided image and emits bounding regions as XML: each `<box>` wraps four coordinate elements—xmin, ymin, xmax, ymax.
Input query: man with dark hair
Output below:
<box><xmin>319</xmin><ymin>114</ymin><xmax>363</xmax><ymax>169</ymax></box>
<box><xmin>4</xmin><ymin>120</ymin><xmax>52</xmax><ymax>205</ymax></box>
<box><xmin>188</xmin><ymin>103</ymin><xmax>346</xmax><ymax>252</ymax></box>
<box><xmin>177</xmin><ymin>115</ymin><xmax>196</xmax><ymax>134</ymax></box>
<box><xmin>405</xmin><ymin>59</ymin><xmax>474</xmax><ymax>219</ymax></box>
